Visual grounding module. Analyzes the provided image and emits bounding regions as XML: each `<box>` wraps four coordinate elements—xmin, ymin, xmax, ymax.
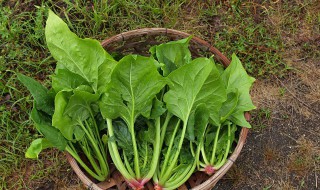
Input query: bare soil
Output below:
<box><xmin>214</xmin><ymin>59</ymin><xmax>320</xmax><ymax>190</ymax></box>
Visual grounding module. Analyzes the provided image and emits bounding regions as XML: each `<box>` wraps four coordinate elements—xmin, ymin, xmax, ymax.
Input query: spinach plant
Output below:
<box><xmin>99</xmin><ymin>55</ymin><xmax>167</xmax><ymax>189</ymax></box>
<box><xmin>149</xmin><ymin>41</ymin><xmax>255</xmax><ymax>190</ymax></box>
<box><xmin>198</xmin><ymin>54</ymin><xmax>256</xmax><ymax>175</ymax></box>
<box><xmin>18</xmin><ymin>10</ymin><xmax>116</xmax><ymax>181</ymax></box>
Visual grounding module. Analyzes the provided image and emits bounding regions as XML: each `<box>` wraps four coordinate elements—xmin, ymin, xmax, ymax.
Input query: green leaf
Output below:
<box><xmin>194</xmin><ymin>104</ymin><xmax>210</xmax><ymax>143</ymax></box>
<box><xmin>52</xmin><ymin>69</ymin><xmax>89</xmax><ymax>92</ymax></box>
<box><xmin>152</xmin><ymin>36</ymin><xmax>192</xmax><ymax>76</ymax></box>
<box><xmin>220</xmin><ymin>90</ymin><xmax>239</xmax><ymax>122</ymax></box>
<box><xmin>30</xmin><ymin>104</ymin><xmax>51</xmax><ymax>128</ymax></box>
<box><xmin>64</xmin><ymin>89</ymin><xmax>99</xmax><ymax>121</ymax></box>
<box><xmin>113</xmin><ymin>120</ymin><xmax>134</xmax><ymax>156</ymax></box>
<box><xmin>25</xmin><ymin>138</ymin><xmax>53</xmax><ymax>159</ymax></box>
<box><xmin>97</xmin><ymin>60</ymin><xmax>117</xmax><ymax>93</ymax></box>
<box><xmin>179</xmin><ymin>145</ymin><xmax>194</xmax><ymax>164</ymax></box>
<box><xmin>17</xmin><ymin>73</ymin><xmax>54</xmax><ymax>115</ymax></box>
<box><xmin>229</xmin><ymin>111</ymin><xmax>252</xmax><ymax>128</ymax></box>
<box><xmin>99</xmin><ymin>55</ymin><xmax>166</xmax><ymax>123</ymax></box>
<box><xmin>102</xmin><ymin>134</ymin><xmax>108</xmax><ymax>145</ymax></box>
<box><xmin>186</xmin><ymin>111</ymin><xmax>195</xmax><ymax>141</ymax></box>
<box><xmin>221</xmin><ymin>54</ymin><xmax>256</xmax><ymax>112</ymax></box>
<box><xmin>37</xmin><ymin>124</ymin><xmax>67</xmax><ymax>151</ymax></box>
<box><xmin>74</xmin><ymin>126</ymin><xmax>85</xmax><ymax>141</ymax></box>
<box><xmin>221</xmin><ymin>54</ymin><xmax>256</xmax><ymax>128</ymax></box>
<box><xmin>52</xmin><ymin>91</ymin><xmax>76</xmax><ymax>140</ymax></box>
<box><xmin>138</xmin><ymin>142</ymin><xmax>153</xmax><ymax>175</ymax></box>
<box><xmin>138</xmin><ymin>122</ymin><xmax>155</xmax><ymax>144</ymax></box>
<box><xmin>45</xmin><ymin>10</ymin><xmax>114</xmax><ymax>91</ymax></box>
<box><xmin>150</xmin><ymin>98</ymin><xmax>166</xmax><ymax>119</ymax></box>
<box><xmin>164</xmin><ymin>57</ymin><xmax>226</xmax><ymax>125</ymax></box>
<box><xmin>215</xmin><ymin>124</ymin><xmax>237</xmax><ymax>156</ymax></box>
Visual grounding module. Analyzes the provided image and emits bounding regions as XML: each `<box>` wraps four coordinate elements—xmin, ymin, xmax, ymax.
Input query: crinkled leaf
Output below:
<box><xmin>99</xmin><ymin>55</ymin><xmax>166</xmax><ymax>123</ymax></box>
<box><xmin>17</xmin><ymin>73</ymin><xmax>54</xmax><ymax>115</ymax></box>
<box><xmin>138</xmin><ymin>143</ymin><xmax>153</xmax><ymax>176</ymax></box>
<box><xmin>25</xmin><ymin>138</ymin><xmax>53</xmax><ymax>159</ymax></box>
<box><xmin>45</xmin><ymin>10</ymin><xmax>114</xmax><ymax>91</ymax></box>
<box><xmin>52</xmin><ymin>69</ymin><xmax>89</xmax><ymax>92</ymax></box>
<box><xmin>179</xmin><ymin>145</ymin><xmax>194</xmax><ymax>164</ymax></box>
<box><xmin>113</xmin><ymin>120</ymin><xmax>134</xmax><ymax>156</ymax></box>
<box><xmin>138</xmin><ymin>122</ymin><xmax>155</xmax><ymax>144</ymax></box>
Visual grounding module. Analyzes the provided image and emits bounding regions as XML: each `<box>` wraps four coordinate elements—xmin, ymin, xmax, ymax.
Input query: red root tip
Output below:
<box><xmin>154</xmin><ymin>183</ymin><xmax>163</xmax><ymax>190</ymax></box>
<box><xmin>128</xmin><ymin>180</ymin><xmax>145</xmax><ymax>190</ymax></box>
<box><xmin>204</xmin><ymin>165</ymin><xmax>215</xmax><ymax>175</ymax></box>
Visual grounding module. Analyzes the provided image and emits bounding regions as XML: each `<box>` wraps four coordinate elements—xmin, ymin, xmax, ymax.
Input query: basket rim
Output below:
<box><xmin>66</xmin><ymin>27</ymin><xmax>250</xmax><ymax>190</ymax></box>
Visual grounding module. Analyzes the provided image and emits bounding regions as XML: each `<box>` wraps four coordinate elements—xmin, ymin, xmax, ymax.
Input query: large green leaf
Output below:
<box><xmin>64</xmin><ymin>89</ymin><xmax>99</xmax><ymax>121</ymax></box>
<box><xmin>112</xmin><ymin>120</ymin><xmax>134</xmax><ymax>156</ymax></box>
<box><xmin>37</xmin><ymin>124</ymin><xmax>67</xmax><ymax>151</ymax></box>
<box><xmin>97</xmin><ymin>60</ymin><xmax>117</xmax><ymax>93</ymax></box>
<box><xmin>30</xmin><ymin>102</ymin><xmax>67</xmax><ymax>151</ymax></box>
<box><xmin>163</xmin><ymin>58</ymin><xmax>226</xmax><ymax>125</ymax></box>
<box><xmin>25</xmin><ymin>138</ymin><xmax>53</xmax><ymax>159</ymax></box>
<box><xmin>219</xmin><ymin>90</ymin><xmax>239</xmax><ymax>122</ymax></box>
<box><xmin>52</xmin><ymin>91</ymin><xmax>76</xmax><ymax>140</ymax></box>
<box><xmin>186</xmin><ymin>104</ymin><xmax>209</xmax><ymax>144</ymax></box>
<box><xmin>30</xmin><ymin>103</ymin><xmax>51</xmax><ymax>128</ymax></box>
<box><xmin>221</xmin><ymin>54</ymin><xmax>255</xmax><ymax>112</ymax></box>
<box><xmin>99</xmin><ymin>55</ymin><xmax>166</xmax><ymax>123</ymax></box>
<box><xmin>221</xmin><ymin>54</ymin><xmax>256</xmax><ymax>127</ymax></box>
<box><xmin>151</xmin><ymin>37</ymin><xmax>192</xmax><ymax>76</ymax></box>
<box><xmin>17</xmin><ymin>73</ymin><xmax>54</xmax><ymax>115</ymax></box>
<box><xmin>45</xmin><ymin>10</ymin><xmax>114</xmax><ymax>91</ymax></box>
<box><xmin>52</xmin><ymin>69</ymin><xmax>90</xmax><ymax>92</ymax></box>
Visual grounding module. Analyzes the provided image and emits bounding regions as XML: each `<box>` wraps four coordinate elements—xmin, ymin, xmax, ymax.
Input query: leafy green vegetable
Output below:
<box><xmin>25</xmin><ymin>138</ymin><xmax>53</xmax><ymax>159</ymax></box>
<box><xmin>19</xmin><ymin>10</ymin><xmax>113</xmax><ymax>182</ymax></box>
<box><xmin>45</xmin><ymin>10</ymin><xmax>114</xmax><ymax>92</ymax></box>
<box><xmin>150</xmin><ymin>36</ymin><xmax>192</xmax><ymax>76</ymax></box>
<box><xmin>154</xmin><ymin>58</ymin><xmax>227</xmax><ymax>189</ymax></box>
<box><xmin>198</xmin><ymin>54</ymin><xmax>256</xmax><ymax>176</ymax></box>
<box><xmin>17</xmin><ymin>73</ymin><xmax>54</xmax><ymax>115</ymax></box>
<box><xmin>52</xmin><ymin>69</ymin><xmax>89</xmax><ymax>93</ymax></box>
<box><xmin>100</xmin><ymin>54</ymin><xmax>166</xmax><ymax>188</ymax></box>
<box><xmin>20</xmin><ymin>9</ymin><xmax>256</xmax><ymax>189</ymax></box>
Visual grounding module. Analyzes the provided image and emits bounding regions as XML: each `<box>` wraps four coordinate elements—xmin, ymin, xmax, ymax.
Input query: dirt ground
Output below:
<box><xmin>214</xmin><ymin>57</ymin><xmax>320</xmax><ymax>190</ymax></box>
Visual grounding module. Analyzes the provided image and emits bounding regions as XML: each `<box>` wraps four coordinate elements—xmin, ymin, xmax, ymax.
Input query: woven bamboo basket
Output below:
<box><xmin>66</xmin><ymin>28</ymin><xmax>250</xmax><ymax>190</ymax></box>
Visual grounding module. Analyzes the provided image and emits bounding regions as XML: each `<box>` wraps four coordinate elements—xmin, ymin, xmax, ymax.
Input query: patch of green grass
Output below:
<box><xmin>251</xmin><ymin>108</ymin><xmax>272</xmax><ymax>130</ymax></box>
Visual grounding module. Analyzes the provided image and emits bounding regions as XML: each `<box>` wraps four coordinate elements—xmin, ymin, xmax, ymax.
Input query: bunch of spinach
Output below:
<box><xmin>18</xmin><ymin>10</ymin><xmax>114</xmax><ymax>181</ymax></box>
<box><xmin>19</xmin><ymin>10</ymin><xmax>255</xmax><ymax>189</ymax></box>
<box><xmin>149</xmin><ymin>41</ymin><xmax>255</xmax><ymax>190</ymax></box>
